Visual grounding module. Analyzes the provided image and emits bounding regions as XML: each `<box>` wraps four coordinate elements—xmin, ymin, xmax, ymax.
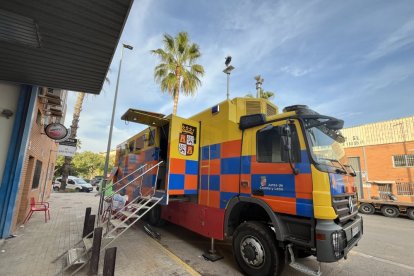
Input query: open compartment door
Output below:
<box><xmin>167</xmin><ymin>115</ymin><xmax>200</xmax><ymax>195</ymax></box>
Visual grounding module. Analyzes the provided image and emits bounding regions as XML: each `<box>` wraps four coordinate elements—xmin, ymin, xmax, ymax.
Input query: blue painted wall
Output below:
<box><xmin>0</xmin><ymin>85</ymin><xmax>38</xmax><ymax>238</ymax></box>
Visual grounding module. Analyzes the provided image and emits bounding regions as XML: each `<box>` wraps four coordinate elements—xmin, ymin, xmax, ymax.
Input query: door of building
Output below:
<box><xmin>348</xmin><ymin>157</ymin><xmax>364</xmax><ymax>199</ymax></box>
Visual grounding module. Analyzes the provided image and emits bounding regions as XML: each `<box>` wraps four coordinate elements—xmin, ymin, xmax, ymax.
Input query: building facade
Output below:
<box><xmin>12</xmin><ymin>88</ymin><xmax>67</xmax><ymax>229</ymax></box>
<box><xmin>342</xmin><ymin>116</ymin><xmax>414</xmax><ymax>202</ymax></box>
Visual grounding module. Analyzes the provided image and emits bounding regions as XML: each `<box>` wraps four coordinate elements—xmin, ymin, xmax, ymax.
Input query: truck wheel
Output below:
<box><xmin>359</xmin><ymin>203</ymin><xmax>375</xmax><ymax>215</ymax></box>
<box><xmin>381</xmin><ymin>206</ymin><xmax>400</xmax><ymax>218</ymax></box>
<box><xmin>407</xmin><ymin>208</ymin><xmax>414</xmax><ymax>220</ymax></box>
<box><xmin>233</xmin><ymin>221</ymin><xmax>284</xmax><ymax>276</ymax></box>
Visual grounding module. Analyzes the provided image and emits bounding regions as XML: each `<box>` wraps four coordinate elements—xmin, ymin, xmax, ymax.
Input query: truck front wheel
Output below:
<box><xmin>407</xmin><ymin>208</ymin><xmax>414</xmax><ymax>220</ymax></box>
<box><xmin>381</xmin><ymin>205</ymin><xmax>399</xmax><ymax>218</ymax></box>
<box><xmin>233</xmin><ymin>221</ymin><xmax>284</xmax><ymax>276</ymax></box>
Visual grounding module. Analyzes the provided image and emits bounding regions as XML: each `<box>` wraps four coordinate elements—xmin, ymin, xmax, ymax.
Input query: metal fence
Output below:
<box><xmin>396</xmin><ymin>182</ymin><xmax>414</xmax><ymax>196</ymax></box>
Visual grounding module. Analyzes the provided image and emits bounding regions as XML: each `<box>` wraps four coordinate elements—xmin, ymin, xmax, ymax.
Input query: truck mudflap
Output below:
<box><xmin>315</xmin><ymin>215</ymin><xmax>363</xmax><ymax>263</ymax></box>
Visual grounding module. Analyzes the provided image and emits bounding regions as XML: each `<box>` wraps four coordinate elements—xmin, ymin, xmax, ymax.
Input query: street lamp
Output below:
<box><xmin>223</xmin><ymin>56</ymin><xmax>235</xmax><ymax>100</ymax></box>
<box><xmin>98</xmin><ymin>43</ymin><xmax>133</xmax><ymax>217</ymax></box>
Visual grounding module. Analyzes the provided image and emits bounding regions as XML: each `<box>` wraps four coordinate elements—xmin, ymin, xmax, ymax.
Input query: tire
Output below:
<box><xmin>53</xmin><ymin>186</ymin><xmax>59</xmax><ymax>192</ymax></box>
<box><xmin>75</xmin><ymin>188</ymin><xmax>81</xmax><ymax>192</ymax></box>
<box><xmin>86</xmin><ymin>190</ymin><xmax>91</xmax><ymax>193</ymax></box>
<box><xmin>359</xmin><ymin>203</ymin><xmax>375</xmax><ymax>215</ymax></box>
<box><xmin>381</xmin><ymin>205</ymin><xmax>400</xmax><ymax>218</ymax></box>
<box><xmin>233</xmin><ymin>221</ymin><xmax>284</xmax><ymax>276</ymax></box>
<box><xmin>407</xmin><ymin>208</ymin><xmax>414</xmax><ymax>220</ymax></box>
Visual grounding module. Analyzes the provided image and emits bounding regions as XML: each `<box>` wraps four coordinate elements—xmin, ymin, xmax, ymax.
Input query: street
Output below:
<box><xmin>154</xmin><ymin>211</ymin><xmax>414</xmax><ymax>275</ymax></box>
<box><xmin>1</xmin><ymin>191</ymin><xmax>413</xmax><ymax>276</ymax></box>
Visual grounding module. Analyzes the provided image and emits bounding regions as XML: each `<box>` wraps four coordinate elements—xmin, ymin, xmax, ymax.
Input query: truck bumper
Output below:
<box><xmin>315</xmin><ymin>215</ymin><xmax>363</xmax><ymax>262</ymax></box>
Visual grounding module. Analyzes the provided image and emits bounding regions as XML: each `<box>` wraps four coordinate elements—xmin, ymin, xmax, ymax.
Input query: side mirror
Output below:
<box><xmin>283</xmin><ymin>121</ymin><xmax>299</xmax><ymax>175</ymax></box>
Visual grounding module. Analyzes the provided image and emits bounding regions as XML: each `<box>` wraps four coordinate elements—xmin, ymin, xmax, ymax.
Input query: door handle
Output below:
<box><xmin>252</xmin><ymin>190</ymin><xmax>264</xmax><ymax>196</ymax></box>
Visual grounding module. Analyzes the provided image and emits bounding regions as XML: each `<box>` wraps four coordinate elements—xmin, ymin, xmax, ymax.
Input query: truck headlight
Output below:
<box><xmin>332</xmin><ymin>230</ymin><xmax>347</xmax><ymax>259</ymax></box>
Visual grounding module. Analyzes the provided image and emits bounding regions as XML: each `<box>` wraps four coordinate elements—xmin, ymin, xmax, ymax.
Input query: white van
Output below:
<box><xmin>53</xmin><ymin>176</ymin><xmax>93</xmax><ymax>192</ymax></box>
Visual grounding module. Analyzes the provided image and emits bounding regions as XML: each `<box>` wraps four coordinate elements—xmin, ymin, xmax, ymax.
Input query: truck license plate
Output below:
<box><xmin>352</xmin><ymin>226</ymin><xmax>359</xmax><ymax>237</ymax></box>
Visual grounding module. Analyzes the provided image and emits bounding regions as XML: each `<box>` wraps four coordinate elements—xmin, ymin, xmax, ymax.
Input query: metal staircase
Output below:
<box><xmin>54</xmin><ymin>161</ymin><xmax>164</xmax><ymax>275</ymax></box>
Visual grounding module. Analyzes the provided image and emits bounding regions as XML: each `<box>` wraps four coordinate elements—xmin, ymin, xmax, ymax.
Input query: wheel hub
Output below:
<box><xmin>240</xmin><ymin>236</ymin><xmax>265</xmax><ymax>267</ymax></box>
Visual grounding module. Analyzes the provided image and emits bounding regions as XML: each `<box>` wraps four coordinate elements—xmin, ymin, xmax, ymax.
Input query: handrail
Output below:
<box><xmin>97</xmin><ymin>163</ymin><xmax>148</xmax><ymax>195</ymax></box>
<box><xmin>104</xmin><ymin>161</ymin><xmax>163</xmax><ymax>202</ymax></box>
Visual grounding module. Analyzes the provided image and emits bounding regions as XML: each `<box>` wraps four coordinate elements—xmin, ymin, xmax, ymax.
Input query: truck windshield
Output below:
<box><xmin>303</xmin><ymin>117</ymin><xmax>347</xmax><ymax>173</ymax></box>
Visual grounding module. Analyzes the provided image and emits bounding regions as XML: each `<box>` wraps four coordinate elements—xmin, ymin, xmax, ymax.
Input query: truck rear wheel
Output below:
<box><xmin>407</xmin><ymin>208</ymin><xmax>414</xmax><ymax>220</ymax></box>
<box><xmin>359</xmin><ymin>203</ymin><xmax>375</xmax><ymax>214</ymax></box>
<box><xmin>381</xmin><ymin>206</ymin><xmax>399</xmax><ymax>218</ymax></box>
<box><xmin>233</xmin><ymin>221</ymin><xmax>284</xmax><ymax>276</ymax></box>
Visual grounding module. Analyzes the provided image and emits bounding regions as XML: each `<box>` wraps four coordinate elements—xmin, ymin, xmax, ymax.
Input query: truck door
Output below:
<box><xmin>242</xmin><ymin>119</ymin><xmax>313</xmax><ymax>218</ymax></box>
<box><xmin>167</xmin><ymin>115</ymin><xmax>200</xmax><ymax>196</ymax></box>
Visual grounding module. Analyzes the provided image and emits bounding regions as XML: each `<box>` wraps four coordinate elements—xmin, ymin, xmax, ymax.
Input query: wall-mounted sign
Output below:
<box><xmin>44</xmin><ymin>123</ymin><xmax>68</xmax><ymax>140</ymax></box>
<box><xmin>58</xmin><ymin>138</ymin><xmax>77</xmax><ymax>157</ymax></box>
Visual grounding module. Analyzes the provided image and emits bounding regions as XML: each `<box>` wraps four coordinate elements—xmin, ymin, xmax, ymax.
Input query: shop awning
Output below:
<box><xmin>0</xmin><ymin>0</ymin><xmax>133</xmax><ymax>94</ymax></box>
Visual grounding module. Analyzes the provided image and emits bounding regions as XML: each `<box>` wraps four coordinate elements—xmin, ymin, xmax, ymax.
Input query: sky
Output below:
<box><xmin>64</xmin><ymin>0</ymin><xmax>414</xmax><ymax>153</ymax></box>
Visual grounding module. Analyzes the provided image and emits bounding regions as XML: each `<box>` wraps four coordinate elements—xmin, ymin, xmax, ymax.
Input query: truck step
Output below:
<box><xmin>120</xmin><ymin>210</ymin><xmax>139</xmax><ymax>219</ymax></box>
<box><xmin>82</xmin><ymin>237</ymin><xmax>93</xmax><ymax>251</ymax></box>
<box><xmin>67</xmin><ymin>248</ymin><xmax>88</xmax><ymax>265</ymax></box>
<box><xmin>287</xmin><ymin>244</ymin><xmax>321</xmax><ymax>276</ymax></box>
<box><xmin>129</xmin><ymin>203</ymin><xmax>150</xmax><ymax>210</ymax></box>
<box><xmin>110</xmin><ymin>219</ymin><xmax>129</xmax><ymax>229</ymax></box>
<box><xmin>289</xmin><ymin>261</ymin><xmax>321</xmax><ymax>276</ymax></box>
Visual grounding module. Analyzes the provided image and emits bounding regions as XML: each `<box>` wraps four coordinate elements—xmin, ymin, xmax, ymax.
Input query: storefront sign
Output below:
<box><xmin>44</xmin><ymin>123</ymin><xmax>68</xmax><ymax>140</ymax></box>
<box><xmin>58</xmin><ymin>138</ymin><xmax>77</xmax><ymax>157</ymax></box>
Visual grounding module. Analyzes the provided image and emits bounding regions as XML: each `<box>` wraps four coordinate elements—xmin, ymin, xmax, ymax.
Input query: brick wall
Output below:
<box><xmin>12</xmin><ymin>99</ymin><xmax>59</xmax><ymax>230</ymax></box>
<box><xmin>345</xmin><ymin>141</ymin><xmax>414</xmax><ymax>202</ymax></box>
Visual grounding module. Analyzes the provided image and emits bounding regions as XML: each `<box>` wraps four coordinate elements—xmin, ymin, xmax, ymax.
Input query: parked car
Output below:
<box><xmin>53</xmin><ymin>176</ymin><xmax>93</xmax><ymax>192</ymax></box>
<box><xmin>90</xmin><ymin>176</ymin><xmax>103</xmax><ymax>186</ymax></box>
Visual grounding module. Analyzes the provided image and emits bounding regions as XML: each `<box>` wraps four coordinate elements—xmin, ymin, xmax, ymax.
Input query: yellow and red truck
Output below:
<box><xmin>113</xmin><ymin>97</ymin><xmax>363</xmax><ymax>275</ymax></box>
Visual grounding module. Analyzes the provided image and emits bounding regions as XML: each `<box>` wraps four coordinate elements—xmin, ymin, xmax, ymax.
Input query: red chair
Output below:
<box><xmin>23</xmin><ymin>197</ymin><xmax>50</xmax><ymax>224</ymax></box>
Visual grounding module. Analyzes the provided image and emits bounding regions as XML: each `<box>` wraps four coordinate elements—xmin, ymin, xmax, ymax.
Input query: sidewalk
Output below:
<box><xmin>0</xmin><ymin>191</ymin><xmax>197</xmax><ymax>276</ymax></box>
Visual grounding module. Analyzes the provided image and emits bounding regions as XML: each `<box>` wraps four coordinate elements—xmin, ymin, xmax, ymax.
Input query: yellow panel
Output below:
<box><xmin>311</xmin><ymin>165</ymin><xmax>337</xmax><ymax>219</ymax></box>
<box><xmin>241</xmin><ymin>118</ymin><xmax>306</xmax><ymax>156</ymax></box>
<box><xmin>169</xmin><ymin>115</ymin><xmax>199</xmax><ymax>161</ymax></box>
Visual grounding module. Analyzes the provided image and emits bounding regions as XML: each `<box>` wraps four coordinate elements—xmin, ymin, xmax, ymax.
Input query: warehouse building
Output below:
<box><xmin>342</xmin><ymin>116</ymin><xmax>414</xmax><ymax>202</ymax></box>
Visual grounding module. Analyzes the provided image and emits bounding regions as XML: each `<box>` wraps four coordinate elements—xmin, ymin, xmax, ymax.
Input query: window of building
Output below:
<box><xmin>393</xmin><ymin>154</ymin><xmax>414</xmax><ymax>167</ymax></box>
<box><xmin>396</xmin><ymin>182</ymin><xmax>414</xmax><ymax>196</ymax></box>
<box><xmin>256</xmin><ymin>124</ymin><xmax>300</xmax><ymax>163</ymax></box>
<box><xmin>31</xmin><ymin>160</ymin><xmax>42</xmax><ymax>189</ymax></box>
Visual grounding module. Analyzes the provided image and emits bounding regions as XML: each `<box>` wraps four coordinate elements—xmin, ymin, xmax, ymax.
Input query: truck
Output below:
<box><xmin>359</xmin><ymin>198</ymin><xmax>414</xmax><ymax>219</ymax></box>
<box><xmin>111</xmin><ymin>97</ymin><xmax>363</xmax><ymax>276</ymax></box>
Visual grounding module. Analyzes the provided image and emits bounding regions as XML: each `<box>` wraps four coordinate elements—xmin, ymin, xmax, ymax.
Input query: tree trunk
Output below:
<box><xmin>172</xmin><ymin>66</ymin><xmax>181</xmax><ymax>115</ymax></box>
<box><xmin>61</xmin><ymin>92</ymin><xmax>85</xmax><ymax>191</ymax></box>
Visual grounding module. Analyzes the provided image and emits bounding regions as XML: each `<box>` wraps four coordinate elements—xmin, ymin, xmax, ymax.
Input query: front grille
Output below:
<box><xmin>332</xmin><ymin>194</ymin><xmax>358</xmax><ymax>224</ymax></box>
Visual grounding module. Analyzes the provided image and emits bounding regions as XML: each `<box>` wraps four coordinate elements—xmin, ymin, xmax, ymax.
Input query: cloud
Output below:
<box><xmin>366</xmin><ymin>18</ymin><xmax>414</xmax><ymax>61</ymax></box>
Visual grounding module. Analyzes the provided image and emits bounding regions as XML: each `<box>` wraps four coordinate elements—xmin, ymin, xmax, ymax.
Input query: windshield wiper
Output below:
<box><xmin>343</xmin><ymin>164</ymin><xmax>357</xmax><ymax>177</ymax></box>
<box><xmin>317</xmin><ymin>158</ymin><xmax>347</xmax><ymax>174</ymax></box>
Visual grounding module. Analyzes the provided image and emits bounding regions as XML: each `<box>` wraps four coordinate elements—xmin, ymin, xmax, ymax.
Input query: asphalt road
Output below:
<box><xmin>155</xmin><ymin>213</ymin><xmax>414</xmax><ymax>276</ymax></box>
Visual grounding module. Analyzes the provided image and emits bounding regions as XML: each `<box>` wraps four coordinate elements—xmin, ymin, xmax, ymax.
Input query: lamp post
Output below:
<box><xmin>98</xmin><ymin>43</ymin><xmax>133</xmax><ymax>217</ymax></box>
<box><xmin>223</xmin><ymin>56</ymin><xmax>235</xmax><ymax>100</ymax></box>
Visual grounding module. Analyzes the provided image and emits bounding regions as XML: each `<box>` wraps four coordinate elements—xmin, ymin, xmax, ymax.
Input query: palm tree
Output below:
<box><xmin>60</xmin><ymin>92</ymin><xmax>85</xmax><ymax>191</ymax></box>
<box><xmin>151</xmin><ymin>32</ymin><xmax>205</xmax><ymax>115</ymax></box>
<box><xmin>60</xmin><ymin>77</ymin><xmax>110</xmax><ymax>191</ymax></box>
<box><xmin>245</xmin><ymin>75</ymin><xmax>275</xmax><ymax>100</ymax></box>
